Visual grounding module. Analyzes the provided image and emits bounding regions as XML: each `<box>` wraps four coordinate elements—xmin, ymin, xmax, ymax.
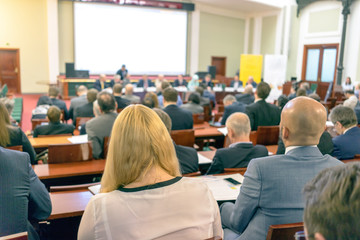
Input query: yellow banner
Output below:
<box><xmin>239</xmin><ymin>54</ymin><xmax>263</xmax><ymax>86</ymax></box>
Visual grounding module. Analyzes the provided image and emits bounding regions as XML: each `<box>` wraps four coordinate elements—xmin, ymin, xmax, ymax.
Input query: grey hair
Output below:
<box><xmin>223</xmin><ymin>94</ymin><xmax>236</xmax><ymax>104</ymax></box>
<box><xmin>0</xmin><ymin>97</ymin><xmax>15</xmax><ymax>114</ymax></box>
<box><xmin>329</xmin><ymin>105</ymin><xmax>357</xmax><ymax>128</ymax></box>
<box><xmin>226</xmin><ymin>112</ymin><xmax>251</xmax><ymax>137</ymax></box>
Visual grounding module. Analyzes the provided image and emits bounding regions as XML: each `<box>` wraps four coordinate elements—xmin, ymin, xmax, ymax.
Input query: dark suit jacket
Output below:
<box><xmin>33</xmin><ymin>122</ymin><xmax>74</xmax><ymax>138</ymax></box>
<box><xmin>173</xmin><ymin>79</ymin><xmax>188</xmax><ymax>87</ymax></box>
<box><xmin>332</xmin><ymin>126</ymin><xmax>360</xmax><ymax>160</ymax></box>
<box><xmin>163</xmin><ymin>104</ymin><xmax>193</xmax><ymax>130</ymax></box>
<box><xmin>116</xmin><ymin>69</ymin><xmax>128</xmax><ymax>80</ymax></box>
<box><xmin>137</xmin><ymin>79</ymin><xmax>155</xmax><ymax>88</ymax></box>
<box><xmin>0</xmin><ymin>147</ymin><xmax>51</xmax><ymax>240</ymax></box>
<box><xmin>235</xmin><ymin>93</ymin><xmax>255</xmax><ymax>105</ymax></box>
<box><xmin>230</xmin><ymin>80</ymin><xmax>243</xmax><ymax>88</ymax></box>
<box><xmin>74</xmin><ymin>102</ymin><xmax>95</xmax><ymax>122</ymax></box>
<box><xmin>93</xmin><ymin>79</ymin><xmax>114</xmax><ymax>91</ymax></box>
<box><xmin>245</xmin><ymin>100</ymin><xmax>281</xmax><ymax>131</ymax></box>
<box><xmin>206</xmin><ymin>143</ymin><xmax>268</xmax><ymax>174</ymax></box>
<box><xmin>36</xmin><ymin>96</ymin><xmax>69</xmax><ymax>120</ymax></box>
<box><xmin>221</xmin><ymin>102</ymin><xmax>246</xmax><ymax>125</ymax></box>
<box><xmin>277</xmin><ymin>131</ymin><xmax>334</xmax><ymax>155</ymax></box>
<box><xmin>202</xmin><ymin>80</ymin><xmax>214</xmax><ymax>88</ymax></box>
<box><xmin>174</xmin><ymin>144</ymin><xmax>199</xmax><ymax>174</ymax></box>
<box><xmin>114</xmin><ymin>96</ymin><xmax>131</xmax><ymax>109</ymax></box>
<box><xmin>7</xmin><ymin>127</ymin><xmax>37</xmax><ymax>165</ymax></box>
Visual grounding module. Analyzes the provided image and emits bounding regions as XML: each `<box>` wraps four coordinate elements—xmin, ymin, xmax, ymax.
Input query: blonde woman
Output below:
<box><xmin>78</xmin><ymin>105</ymin><xmax>222</xmax><ymax>240</ymax></box>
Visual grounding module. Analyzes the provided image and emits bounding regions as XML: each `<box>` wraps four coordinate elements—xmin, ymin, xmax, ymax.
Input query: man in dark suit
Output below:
<box><xmin>154</xmin><ymin>108</ymin><xmax>198</xmax><ymax>174</ymax></box>
<box><xmin>202</xmin><ymin>74</ymin><xmax>214</xmax><ymax>89</ymax></box>
<box><xmin>230</xmin><ymin>75</ymin><xmax>243</xmax><ymax>89</ymax></box>
<box><xmin>245</xmin><ymin>82</ymin><xmax>281</xmax><ymax>131</ymax></box>
<box><xmin>235</xmin><ymin>85</ymin><xmax>255</xmax><ymax>105</ymax></box>
<box><xmin>33</xmin><ymin>106</ymin><xmax>74</xmax><ymax>137</ymax></box>
<box><xmin>36</xmin><ymin>86</ymin><xmax>69</xmax><ymax>120</ymax></box>
<box><xmin>196</xmin><ymin>86</ymin><xmax>212</xmax><ymax>117</ymax></box>
<box><xmin>0</xmin><ymin>147</ymin><xmax>51</xmax><ymax>240</ymax></box>
<box><xmin>112</xmin><ymin>83</ymin><xmax>130</xmax><ymax>110</ymax></box>
<box><xmin>173</xmin><ymin>74</ymin><xmax>187</xmax><ymax>87</ymax></box>
<box><xmin>137</xmin><ymin>74</ymin><xmax>155</xmax><ymax>88</ymax></box>
<box><xmin>69</xmin><ymin>85</ymin><xmax>88</xmax><ymax>121</ymax></box>
<box><xmin>207</xmin><ymin>113</ymin><xmax>268</xmax><ymax>174</ymax></box>
<box><xmin>74</xmin><ymin>88</ymin><xmax>98</xmax><ymax>123</ymax></box>
<box><xmin>221</xmin><ymin>95</ymin><xmax>246</xmax><ymax>125</ymax></box>
<box><xmin>163</xmin><ymin>87</ymin><xmax>193</xmax><ymax>130</ymax></box>
<box><xmin>93</xmin><ymin>74</ymin><xmax>114</xmax><ymax>91</ymax></box>
<box><xmin>329</xmin><ymin>105</ymin><xmax>360</xmax><ymax>160</ymax></box>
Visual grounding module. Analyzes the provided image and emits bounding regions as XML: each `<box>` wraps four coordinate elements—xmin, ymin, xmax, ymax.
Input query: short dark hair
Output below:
<box><xmin>97</xmin><ymin>92</ymin><xmax>116</xmax><ymax>113</ymax></box>
<box><xmin>87</xmin><ymin>89</ymin><xmax>98</xmax><ymax>103</ymax></box>
<box><xmin>48</xmin><ymin>86</ymin><xmax>60</xmax><ymax>97</ymax></box>
<box><xmin>47</xmin><ymin>106</ymin><xmax>61</xmax><ymax>123</ymax></box>
<box><xmin>113</xmin><ymin>84</ymin><xmax>123</xmax><ymax>94</ymax></box>
<box><xmin>256</xmin><ymin>82</ymin><xmax>271</xmax><ymax>99</ymax></box>
<box><xmin>195</xmin><ymin>86</ymin><xmax>204</xmax><ymax>96</ymax></box>
<box><xmin>296</xmin><ymin>87</ymin><xmax>307</xmax><ymax>97</ymax></box>
<box><xmin>345</xmin><ymin>90</ymin><xmax>355</xmax><ymax>95</ymax></box>
<box><xmin>188</xmin><ymin>92</ymin><xmax>201</xmax><ymax>104</ymax></box>
<box><xmin>303</xmin><ymin>163</ymin><xmax>360</xmax><ymax>240</ymax></box>
<box><xmin>308</xmin><ymin>93</ymin><xmax>321</xmax><ymax>102</ymax></box>
<box><xmin>163</xmin><ymin>88</ymin><xmax>178</xmax><ymax>103</ymax></box>
<box><xmin>277</xmin><ymin>94</ymin><xmax>289</xmax><ymax>110</ymax></box>
<box><xmin>329</xmin><ymin>105</ymin><xmax>357</xmax><ymax>128</ymax></box>
<box><xmin>142</xmin><ymin>97</ymin><xmax>155</xmax><ymax>109</ymax></box>
<box><xmin>161</xmin><ymin>81</ymin><xmax>171</xmax><ymax>91</ymax></box>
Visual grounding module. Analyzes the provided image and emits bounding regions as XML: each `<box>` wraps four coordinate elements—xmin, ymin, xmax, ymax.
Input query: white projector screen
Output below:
<box><xmin>74</xmin><ymin>2</ymin><xmax>188</xmax><ymax>75</ymax></box>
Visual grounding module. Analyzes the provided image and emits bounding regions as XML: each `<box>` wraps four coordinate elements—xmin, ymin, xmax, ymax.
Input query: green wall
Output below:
<box><xmin>308</xmin><ymin>8</ymin><xmax>339</xmax><ymax>33</ymax></box>
<box><xmin>286</xmin><ymin>6</ymin><xmax>300</xmax><ymax>80</ymax></box>
<box><xmin>198</xmin><ymin>12</ymin><xmax>245</xmax><ymax>76</ymax></box>
<box><xmin>261</xmin><ymin>15</ymin><xmax>277</xmax><ymax>55</ymax></box>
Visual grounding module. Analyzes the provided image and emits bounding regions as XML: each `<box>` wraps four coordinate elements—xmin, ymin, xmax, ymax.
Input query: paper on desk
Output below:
<box><xmin>217</xmin><ymin>127</ymin><xmax>228</xmax><ymax>136</ymax></box>
<box><xmin>198</xmin><ymin>153</ymin><xmax>212</xmax><ymax>164</ymax></box>
<box><xmin>146</xmin><ymin>87</ymin><xmax>156</xmax><ymax>92</ymax></box>
<box><xmin>213</xmin><ymin>87</ymin><xmax>223</xmax><ymax>92</ymax></box>
<box><xmin>174</xmin><ymin>86</ymin><xmax>188</xmax><ymax>92</ymax></box>
<box><xmin>134</xmin><ymin>87</ymin><xmax>144</xmax><ymax>93</ymax></box>
<box><xmin>326</xmin><ymin>121</ymin><xmax>334</xmax><ymax>127</ymax></box>
<box><xmin>225</xmin><ymin>87</ymin><xmax>235</xmax><ymax>92</ymax></box>
<box><xmin>68</xmin><ymin>134</ymin><xmax>88</xmax><ymax>144</ymax></box>
<box><xmin>89</xmin><ymin>184</ymin><xmax>101</xmax><ymax>195</ymax></box>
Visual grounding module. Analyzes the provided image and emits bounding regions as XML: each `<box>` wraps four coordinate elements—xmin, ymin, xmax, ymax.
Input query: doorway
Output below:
<box><xmin>211</xmin><ymin>56</ymin><xmax>226</xmax><ymax>77</ymax></box>
<box><xmin>0</xmin><ymin>48</ymin><xmax>21</xmax><ymax>93</ymax></box>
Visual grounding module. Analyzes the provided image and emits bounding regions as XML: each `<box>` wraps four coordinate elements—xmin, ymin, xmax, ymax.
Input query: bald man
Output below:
<box><xmin>220</xmin><ymin>97</ymin><xmax>343</xmax><ymax>240</ymax></box>
<box><xmin>207</xmin><ymin>113</ymin><xmax>268</xmax><ymax>174</ymax></box>
<box><xmin>122</xmin><ymin>84</ymin><xmax>140</xmax><ymax>103</ymax></box>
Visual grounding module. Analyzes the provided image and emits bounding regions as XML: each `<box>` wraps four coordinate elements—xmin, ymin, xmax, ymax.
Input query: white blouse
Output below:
<box><xmin>78</xmin><ymin>177</ymin><xmax>223</xmax><ymax>240</ymax></box>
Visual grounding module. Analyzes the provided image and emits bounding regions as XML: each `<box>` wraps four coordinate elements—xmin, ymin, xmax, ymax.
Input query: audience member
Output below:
<box><xmin>0</xmin><ymin>147</ymin><xmax>51</xmax><ymax>240</ymax></box>
<box><xmin>144</xmin><ymin>92</ymin><xmax>159</xmax><ymax>108</ymax></box>
<box><xmin>342</xmin><ymin>76</ymin><xmax>354</xmax><ymax>91</ymax></box>
<box><xmin>122</xmin><ymin>74</ymin><xmax>131</xmax><ymax>87</ymax></box>
<box><xmin>112</xmin><ymin>84</ymin><xmax>130</xmax><ymax>109</ymax></box>
<box><xmin>343</xmin><ymin>90</ymin><xmax>359</xmax><ymax>109</ymax></box>
<box><xmin>122</xmin><ymin>84</ymin><xmax>140</xmax><ymax>103</ymax></box>
<box><xmin>0</xmin><ymin>102</ymin><xmax>37</xmax><ymax>164</ymax></box>
<box><xmin>303</xmin><ymin>163</ymin><xmax>360</xmax><ymax>240</ymax></box>
<box><xmin>137</xmin><ymin>74</ymin><xmax>154</xmax><ymax>88</ymax></box>
<box><xmin>207</xmin><ymin>113</ymin><xmax>268</xmax><ymax>174</ymax></box>
<box><xmin>201</xmin><ymin>83</ymin><xmax>216</xmax><ymax>106</ymax></box>
<box><xmin>86</xmin><ymin>92</ymin><xmax>118</xmax><ymax>159</ymax></box>
<box><xmin>308</xmin><ymin>93</ymin><xmax>321</xmax><ymax>102</ymax></box>
<box><xmin>202</xmin><ymin>74</ymin><xmax>214</xmax><ymax>89</ymax></box>
<box><xmin>173</xmin><ymin>74</ymin><xmax>187</xmax><ymax>87</ymax></box>
<box><xmin>235</xmin><ymin>85</ymin><xmax>254</xmax><ymax>105</ymax></box>
<box><xmin>158</xmin><ymin>81</ymin><xmax>182</xmax><ymax>107</ymax></box>
<box><xmin>300</xmin><ymin>82</ymin><xmax>312</xmax><ymax>95</ymax></box>
<box><xmin>221</xmin><ymin>95</ymin><xmax>246</xmax><ymax>125</ymax></box>
<box><xmin>74</xmin><ymin>88</ymin><xmax>99</xmax><ymax>122</ymax></box>
<box><xmin>94</xmin><ymin>74</ymin><xmax>114</xmax><ymax>91</ymax></box>
<box><xmin>112</xmin><ymin>74</ymin><xmax>121</xmax><ymax>84</ymax></box>
<box><xmin>0</xmin><ymin>97</ymin><xmax>17</xmax><ymax>125</ymax></box>
<box><xmin>187</xmin><ymin>74</ymin><xmax>200</xmax><ymax>91</ymax></box>
<box><xmin>155</xmin><ymin>74</ymin><xmax>166</xmax><ymax>92</ymax></box>
<box><xmin>230</xmin><ymin>75</ymin><xmax>243</xmax><ymax>89</ymax></box>
<box><xmin>245</xmin><ymin>82</ymin><xmax>281</xmax><ymax>130</ymax></box>
<box><xmin>220</xmin><ymin>97</ymin><xmax>342</xmax><ymax>240</ymax></box>
<box><xmin>37</xmin><ymin>86</ymin><xmax>69</xmax><ymax>120</ymax></box>
<box><xmin>246</xmin><ymin>76</ymin><xmax>257</xmax><ymax>88</ymax></box>
<box><xmin>181</xmin><ymin>92</ymin><xmax>203</xmax><ymax>114</ymax></box>
<box><xmin>78</xmin><ymin>105</ymin><xmax>222</xmax><ymax>239</ymax></box>
<box><xmin>196</xmin><ymin>86</ymin><xmax>212</xmax><ymax>116</ymax></box>
<box><xmin>163</xmin><ymin>88</ymin><xmax>193</xmax><ymax>130</ymax></box>
<box><xmin>116</xmin><ymin>64</ymin><xmax>128</xmax><ymax>80</ymax></box>
<box><xmin>329</xmin><ymin>105</ymin><xmax>360</xmax><ymax>160</ymax></box>
<box><xmin>277</xmin><ymin>94</ymin><xmax>289</xmax><ymax>111</ymax></box>
<box><xmin>296</xmin><ymin>87</ymin><xmax>307</xmax><ymax>97</ymax></box>
<box><xmin>154</xmin><ymin>108</ymin><xmax>199</xmax><ymax>174</ymax></box>
<box><xmin>69</xmin><ymin>85</ymin><xmax>88</xmax><ymax>121</ymax></box>
<box><xmin>142</xmin><ymin>97</ymin><xmax>155</xmax><ymax>108</ymax></box>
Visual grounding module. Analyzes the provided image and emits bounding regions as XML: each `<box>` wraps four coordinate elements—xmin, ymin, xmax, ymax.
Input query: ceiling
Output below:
<box><xmin>193</xmin><ymin>0</ymin><xmax>282</xmax><ymax>13</ymax></box>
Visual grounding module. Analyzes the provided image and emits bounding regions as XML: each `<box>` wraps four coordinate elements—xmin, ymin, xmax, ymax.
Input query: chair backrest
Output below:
<box><xmin>103</xmin><ymin>136</ymin><xmax>110</xmax><ymax>159</ymax></box>
<box><xmin>49</xmin><ymin>182</ymin><xmax>100</xmax><ymax>192</ymax></box>
<box><xmin>47</xmin><ymin>142</ymin><xmax>93</xmax><ymax>164</ymax></box>
<box><xmin>75</xmin><ymin>117</ymin><xmax>93</xmax><ymax>129</ymax></box>
<box><xmin>193</xmin><ymin>113</ymin><xmax>205</xmax><ymax>124</ymax></box>
<box><xmin>203</xmin><ymin>105</ymin><xmax>211</xmax><ymax>122</ymax></box>
<box><xmin>31</xmin><ymin>118</ymin><xmax>48</xmax><ymax>130</ymax></box>
<box><xmin>182</xmin><ymin>171</ymin><xmax>202</xmax><ymax>177</ymax></box>
<box><xmin>0</xmin><ymin>232</ymin><xmax>28</xmax><ymax>240</ymax></box>
<box><xmin>5</xmin><ymin>145</ymin><xmax>23</xmax><ymax>152</ymax></box>
<box><xmin>213</xmin><ymin>112</ymin><xmax>223</xmax><ymax>123</ymax></box>
<box><xmin>170</xmin><ymin>129</ymin><xmax>195</xmax><ymax>147</ymax></box>
<box><xmin>266</xmin><ymin>222</ymin><xmax>304</xmax><ymax>240</ymax></box>
<box><xmin>116</xmin><ymin>108</ymin><xmax>123</xmax><ymax>113</ymax></box>
<box><xmin>250</xmin><ymin>131</ymin><xmax>257</xmax><ymax>145</ymax></box>
<box><xmin>224</xmin><ymin>168</ymin><xmax>247</xmax><ymax>175</ymax></box>
<box><xmin>256</xmin><ymin>126</ymin><xmax>279</xmax><ymax>145</ymax></box>
<box><xmin>217</xmin><ymin>104</ymin><xmax>225</xmax><ymax>113</ymax></box>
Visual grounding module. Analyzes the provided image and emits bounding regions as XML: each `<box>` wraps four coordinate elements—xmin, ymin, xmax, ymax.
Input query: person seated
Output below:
<box><xmin>163</xmin><ymin>88</ymin><xmax>193</xmax><ymax>130</ymax></box>
<box><xmin>343</xmin><ymin>90</ymin><xmax>359</xmax><ymax>109</ymax></box>
<box><xmin>202</xmin><ymin>74</ymin><xmax>214</xmax><ymax>90</ymax></box>
<box><xmin>173</xmin><ymin>74</ymin><xmax>187</xmax><ymax>87</ymax></box>
<box><xmin>122</xmin><ymin>84</ymin><xmax>140</xmax><ymax>104</ymax></box>
<box><xmin>246</xmin><ymin>76</ymin><xmax>257</xmax><ymax>88</ymax></box>
<box><xmin>122</xmin><ymin>74</ymin><xmax>131</xmax><ymax>87</ymax></box>
<box><xmin>69</xmin><ymin>85</ymin><xmax>88</xmax><ymax>121</ymax></box>
<box><xmin>221</xmin><ymin>95</ymin><xmax>246</xmax><ymax>125</ymax></box>
<box><xmin>33</xmin><ymin>106</ymin><xmax>74</xmax><ymax>137</ymax></box>
<box><xmin>181</xmin><ymin>92</ymin><xmax>203</xmax><ymax>114</ymax></box>
<box><xmin>300</xmin><ymin>82</ymin><xmax>312</xmax><ymax>95</ymax></box>
<box><xmin>85</xmin><ymin>92</ymin><xmax>118</xmax><ymax>159</ymax></box>
<box><xmin>74</xmin><ymin>88</ymin><xmax>99</xmax><ymax>123</ymax></box>
<box><xmin>230</xmin><ymin>75</ymin><xmax>243</xmax><ymax>89</ymax></box>
<box><xmin>78</xmin><ymin>105</ymin><xmax>222</xmax><ymax>240</ymax></box>
<box><xmin>235</xmin><ymin>85</ymin><xmax>254</xmax><ymax>105</ymax></box>
<box><xmin>144</xmin><ymin>92</ymin><xmax>159</xmax><ymax>108</ymax></box>
<box><xmin>0</xmin><ymin>102</ymin><xmax>37</xmax><ymax>164</ymax></box>
<box><xmin>155</xmin><ymin>74</ymin><xmax>166</xmax><ymax>92</ymax></box>
<box><xmin>200</xmin><ymin>83</ymin><xmax>216</xmax><ymax>107</ymax></box>
<box><xmin>296</xmin><ymin>87</ymin><xmax>307</xmax><ymax>97</ymax></box>
<box><xmin>220</xmin><ymin>97</ymin><xmax>343</xmax><ymax>240</ymax></box>
<box><xmin>342</xmin><ymin>76</ymin><xmax>354</xmax><ymax>92</ymax></box>
<box><xmin>154</xmin><ymin>108</ymin><xmax>199</xmax><ymax>174</ymax></box>
<box><xmin>187</xmin><ymin>74</ymin><xmax>200</xmax><ymax>91</ymax></box>
<box><xmin>137</xmin><ymin>74</ymin><xmax>155</xmax><ymax>88</ymax></box>
<box><xmin>245</xmin><ymin>82</ymin><xmax>281</xmax><ymax>131</ymax></box>
<box><xmin>37</xmin><ymin>86</ymin><xmax>69</xmax><ymax>120</ymax></box>
<box><xmin>303</xmin><ymin>163</ymin><xmax>360</xmax><ymax>240</ymax></box>
<box><xmin>0</xmin><ymin>97</ymin><xmax>17</xmax><ymax>125</ymax></box>
<box><xmin>276</xmin><ymin>94</ymin><xmax>289</xmax><ymax>111</ymax></box>
<box><xmin>94</xmin><ymin>74</ymin><xmax>114</xmax><ymax>91</ymax></box>
<box><xmin>142</xmin><ymin>97</ymin><xmax>155</xmax><ymax>109</ymax></box>
<box><xmin>0</xmin><ymin>147</ymin><xmax>51</xmax><ymax>240</ymax></box>
<box><xmin>112</xmin><ymin>84</ymin><xmax>130</xmax><ymax>110</ymax></box>
<box><xmin>207</xmin><ymin>113</ymin><xmax>268</xmax><ymax>174</ymax></box>
<box><xmin>329</xmin><ymin>105</ymin><xmax>360</xmax><ymax>160</ymax></box>
<box><xmin>157</xmin><ymin>82</ymin><xmax>183</xmax><ymax>107</ymax></box>
<box><xmin>116</xmin><ymin>64</ymin><xmax>128</xmax><ymax>80</ymax></box>
<box><xmin>196</xmin><ymin>86</ymin><xmax>212</xmax><ymax>116</ymax></box>
<box><xmin>112</xmin><ymin>74</ymin><xmax>121</xmax><ymax>84</ymax></box>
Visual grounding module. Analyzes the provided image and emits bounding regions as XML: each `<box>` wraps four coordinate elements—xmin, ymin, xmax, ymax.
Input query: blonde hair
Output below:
<box><xmin>101</xmin><ymin>105</ymin><xmax>181</xmax><ymax>192</ymax></box>
<box><xmin>0</xmin><ymin>102</ymin><xmax>12</xmax><ymax>147</ymax></box>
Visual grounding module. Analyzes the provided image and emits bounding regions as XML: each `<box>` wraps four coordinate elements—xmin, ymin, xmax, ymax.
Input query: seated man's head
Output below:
<box><xmin>205</xmin><ymin>74</ymin><xmax>211</xmax><ymax>82</ymax></box>
<box><xmin>113</xmin><ymin>74</ymin><xmax>121</xmax><ymax>82</ymax></box>
<box><xmin>329</xmin><ymin>105</ymin><xmax>357</xmax><ymax>135</ymax></box>
<box><xmin>226</xmin><ymin>112</ymin><xmax>251</xmax><ymax>144</ymax></box>
<box><xmin>300</xmin><ymin>82</ymin><xmax>310</xmax><ymax>90</ymax></box>
<box><xmin>244</xmin><ymin>85</ymin><xmax>253</xmax><ymax>95</ymax></box>
<box><xmin>161</xmin><ymin>81</ymin><xmax>171</xmax><ymax>92</ymax></box>
<box><xmin>142</xmin><ymin>97</ymin><xmax>155</xmax><ymax>109</ymax></box>
<box><xmin>195</xmin><ymin>86</ymin><xmax>204</xmax><ymax>96</ymax></box>
<box><xmin>142</xmin><ymin>74</ymin><xmax>148</xmax><ymax>80</ymax></box>
<box><xmin>153</xmin><ymin>108</ymin><xmax>172</xmax><ymax>133</ymax></box>
<box><xmin>158</xmin><ymin>74</ymin><xmax>164</xmax><ymax>81</ymax></box>
<box><xmin>247</xmin><ymin>76</ymin><xmax>254</xmax><ymax>84</ymax></box>
<box><xmin>280</xmin><ymin>96</ymin><xmax>326</xmax><ymax>147</ymax></box>
<box><xmin>255</xmin><ymin>82</ymin><xmax>271</xmax><ymax>100</ymax></box>
<box><xmin>113</xmin><ymin>84</ymin><xmax>123</xmax><ymax>96</ymax></box>
<box><xmin>296</xmin><ymin>87</ymin><xmax>307</xmax><ymax>97</ymax></box>
<box><xmin>48</xmin><ymin>86</ymin><xmax>60</xmax><ymax>98</ymax></box>
<box><xmin>125</xmin><ymin>84</ymin><xmax>134</xmax><ymax>95</ymax></box>
<box><xmin>97</xmin><ymin>91</ymin><xmax>116</xmax><ymax>114</ymax></box>
<box><xmin>178</xmin><ymin>74</ymin><xmax>183</xmax><ymax>81</ymax></box>
<box><xmin>345</xmin><ymin>90</ymin><xmax>355</xmax><ymax>98</ymax></box>
<box><xmin>163</xmin><ymin>88</ymin><xmax>178</xmax><ymax>107</ymax></box>
<box><xmin>87</xmin><ymin>89</ymin><xmax>98</xmax><ymax>103</ymax></box>
<box><xmin>277</xmin><ymin>94</ymin><xmax>289</xmax><ymax>110</ymax></box>
<box><xmin>99</xmin><ymin>74</ymin><xmax>107</xmax><ymax>82</ymax></box>
<box><xmin>188</xmin><ymin>92</ymin><xmax>201</xmax><ymax>105</ymax></box>
<box><xmin>223</xmin><ymin>95</ymin><xmax>236</xmax><ymax>107</ymax></box>
<box><xmin>0</xmin><ymin>97</ymin><xmax>15</xmax><ymax>115</ymax></box>
<box><xmin>303</xmin><ymin>163</ymin><xmax>360</xmax><ymax>240</ymax></box>
<box><xmin>308</xmin><ymin>93</ymin><xmax>321</xmax><ymax>102</ymax></box>
<box><xmin>234</xmin><ymin>75</ymin><xmax>239</xmax><ymax>81</ymax></box>
<box><xmin>47</xmin><ymin>106</ymin><xmax>62</xmax><ymax>123</ymax></box>
<box><xmin>77</xmin><ymin>85</ymin><xmax>88</xmax><ymax>96</ymax></box>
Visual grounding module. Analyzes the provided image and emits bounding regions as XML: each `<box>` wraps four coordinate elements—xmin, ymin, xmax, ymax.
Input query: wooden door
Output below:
<box><xmin>211</xmin><ymin>56</ymin><xmax>226</xmax><ymax>77</ymax></box>
<box><xmin>0</xmin><ymin>48</ymin><xmax>21</xmax><ymax>93</ymax></box>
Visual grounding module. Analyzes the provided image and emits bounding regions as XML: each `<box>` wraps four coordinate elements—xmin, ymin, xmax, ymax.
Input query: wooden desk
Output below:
<box><xmin>29</xmin><ymin>136</ymin><xmax>71</xmax><ymax>149</ymax></box>
<box><xmin>198</xmin><ymin>145</ymin><xmax>278</xmax><ymax>159</ymax></box>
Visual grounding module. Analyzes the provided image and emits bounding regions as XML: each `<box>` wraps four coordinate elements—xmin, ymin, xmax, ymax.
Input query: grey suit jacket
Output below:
<box><xmin>180</xmin><ymin>102</ymin><xmax>204</xmax><ymax>114</ymax></box>
<box><xmin>220</xmin><ymin>147</ymin><xmax>343</xmax><ymax>240</ymax></box>
<box><xmin>123</xmin><ymin>94</ymin><xmax>140</xmax><ymax>104</ymax></box>
<box><xmin>0</xmin><ymin>147</ymin><xmax>51</xmax><ymax>240</ymax></box>
<box><xmin>69</xmin><ymin>94</ymin><xmax>88</xmax><ymax>120</ymax></box>
<box><xmin>86</xmin><ymin>112</ymin><xmax>117</xmax><ymax>159</ymax></box>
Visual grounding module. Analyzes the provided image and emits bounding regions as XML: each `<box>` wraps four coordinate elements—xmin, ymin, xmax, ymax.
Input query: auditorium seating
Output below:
<box><xmin>193</xmin><ymin>113</ymin><xmax>205</xmax><ymax>124</ymax></box>
<box><xmin>75</xmin><ymin>117</ymin><xmax>92</xmax><ymax>129</ymax></box>
<box><xmin>0</xmin><ymin>232</ymin><xmax>28</xmax><ymax>240</ymax></box>
<box><xmin>266</xmin><ymin>222</ymin><xmax>304</xmax><ymax>240</ymax></box>
<box><xmin>256</xmin><ymin>126</ymin><xmax>279</xmax><ymax>145</ymax></box>
<box><xmin>6</xmin><ymin>145</ymin><xmax>23</xmax><ymax>152</ymax></box>
<box><xmin>47</xmin><ymin>142</ymin><xmax>93</xmax><ymax>164</ymax></box>
<box><xmin>170</xmin><ymin>129</ymin><xmax>195</xmax><ymax>148</ymax></box>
